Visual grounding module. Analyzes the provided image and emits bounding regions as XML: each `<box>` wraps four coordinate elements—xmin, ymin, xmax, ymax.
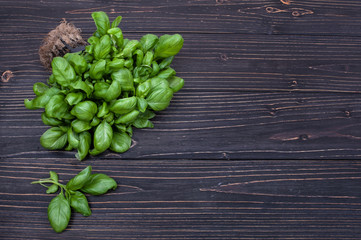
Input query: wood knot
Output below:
<box><xmin>344</xmin><ymin>110</ymin><xmax>351</xmax><ymax>118</ymax></box>
<box><xmin>1</xmin><ymin>70</ymin><xmax>14</xmax><ymax>82</ymax></box>
<box><xmin>290</xmin><ymin>80</ymin><xmax>298</xmax><ymax>87</ymax></box>
<box><xmin>292</xmin><ymin>11</ymin><xmax>300</xmax><ymax>17</ymax></box>
<box><xmin>266</xmin><ymin>7</ymin><xmax>278</xmax><ymax>13</ymax></box>
<box><xmin>299</xmin><ymin>134</ymin><xmax>309</xmax><ymax>141</ymax></box>
<box><xmin>220</xmin><ymin>54</ymin><xmax>228</xmax><ymax>61</ymax></box>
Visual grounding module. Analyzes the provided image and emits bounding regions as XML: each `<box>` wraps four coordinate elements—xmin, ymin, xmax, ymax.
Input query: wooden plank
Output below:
<box><xmin>2</xmin><ymin>33</ymin><xmax>361</xmax><ymax>93</ymax></box>
<box><xmin>1</xmin><ymin>0</ymin><xmax>361</xmax><ymax>36</ymax></box>
<box><xmin>0</xmin><ymin>159</ymin><xmax>361</xmax><ymax>239</ymax></box>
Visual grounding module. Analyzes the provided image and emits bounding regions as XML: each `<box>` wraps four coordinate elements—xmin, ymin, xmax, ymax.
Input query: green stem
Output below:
<box><xmin>31</xmin><ymin>179</ymin><xmax>66</xmax><ymax>190</ymax></box>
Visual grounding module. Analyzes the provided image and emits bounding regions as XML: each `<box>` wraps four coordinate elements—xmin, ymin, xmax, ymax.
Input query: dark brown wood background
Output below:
<box><xmin>1</xmin><ymin>0</ymin><xmax>361</xmax><ymax>239</ymax></box>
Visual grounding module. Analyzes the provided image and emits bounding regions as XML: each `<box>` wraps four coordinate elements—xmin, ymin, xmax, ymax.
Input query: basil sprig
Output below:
<box><xmin>25</xmin><ymin>11</ymin><xmax>184</xmax><ymax>160</ymax></box>
<box><xmin>31</xmin><ymin>166</ymin><xmax>117</xmax><ymax>233</ymax></box>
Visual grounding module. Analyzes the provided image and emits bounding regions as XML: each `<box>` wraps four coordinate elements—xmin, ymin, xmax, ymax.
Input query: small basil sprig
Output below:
<box><xmin>31</xmin><ymin>166</ymin><xmax>117</xmax><ymax>233</ymax></box>
<box><xmin>25</xmin><ymin>11</ymin><xmax>184</xmax><ymax>160</ymax></box>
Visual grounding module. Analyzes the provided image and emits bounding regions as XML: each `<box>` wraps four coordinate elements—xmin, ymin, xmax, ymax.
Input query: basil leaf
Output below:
<box><xmin>94</xmin><ymin>82</ymin><xmax>110</xmax><ymax>99</ymax></box>
<box><xmin>122</xmin><ymin>40</ymin><xmax>140</xmax><ymax>58</ymax></box>
<box><xmin>142</xmin><ymin>51</ymin><xmax>154</xmax><ymax>66</ymax></box>
<box><xmin>133</xmin><ymin>119</ymin><xmax>154</xmax><ymax>129</ymax></box>
<box><xmin>137</xmin><ymin>97</ymin><xmax>148</xmax><ymax>113</ymax></box>
<box><xmin>45</xmin><ymin>95</ymin><xmax>69</xmax><ymax>119</ymax></box>
<box><xmin>107</xmin><ymin>27</ymin><xmax>123</xmax><ymax>48</ymax></box>
<box><xmin>110</xmin><ymin>132</ymin><xmax>131</xmax><ymax>153</ymax></box>
<box><xmin>72</xmin><ymin>119</ymin><xmax>92</xmax><ymax>133</ymax></box>
<box><xmin>49</xmin><ymin>171</ymin><xmax>59</xmax><ymax>182</ymax></box>
<box><xmin>71</xmin><ymin>101</ymin><xmax>97</xmax><ymax>121</ymax></box>
<box><xmin>70</xmin><ymin>79</ymin><xmax>93</xmax><ymax>98</ymax></box>
<box><xmin>111</xmin><ymin>16</ymin><xmax>122</xmax><ymax>28</ymax></box>
<box><xmin>134</xmin><ymin>49</ymin><xmax>144</xmax><ymax>67</ymax></box>
<box><xmin>33</xmin><ymin>82</ymin><xmax>49</xmax><ymax>96</ymax></box>
<box><xmin>167</xmin><ymin>76</ymin><xmax>184</xmax><ymax>93</ymax></box>
<box><xmin>154</xmin><ymin>34</ymin><xmax>184</xmax><ymax>59</ymax></box>
<box><xmin>48</xmin><ymin>193</ymin><xmax>71</xmax><ymax>233</ymax></box>
<box><xmin>104</xmin><ymin>80</ymin><xmax>122</xmax><ymax>102</ymax></box>
<box><xmin>75</xmin><ymin>131</ymin><xmax>92</xmax><ymax>161</ymax></box>
<box><xmin>148</xmin><ymin>77</ymin><xmax>169</xmax><ymax>91</ymax></box>
<box><xmin>25</xmin><ymin>87</ymin><xmax>60</xmax><ymax>110</ymax></box>
<box><xmin>70</xmin><ymin>191</ymin><xmax>91</xmax><ymax>216</ymax></box>
<box><xmin>41</xmin><ymin>112</ymin><xmax>63</xmax><ymax>126</ymax></box>
<box><xmin>111</xmin><ymin>68</ymin><xmax>134</xmax><ymax>92</ymax></box>
<box><xmin>146</xmin><ymin>88</ymin><xmax>173</xmax><ymax>111</ymax></box>
<box><xmin>90</xmin><ymin>116</ymin><xmax>101</xmax><ymax>127</ymax></box>
<box><xmin>106</xmin><ymin>58</ymin><xmax>124</xmax><ymax>73</ymax></box>
<box><xmin>66</xmin><ymin>166</ymin><xmax>92</xmax><ymax>191</ymax></box>
<box><xmin>67</xmin><ymin>127</ymin><xmax>80</xmax><ymax>149</ymax></box>
<box><xmin>40</xmin><ymin>127</ymin><xmax>68</xmax><ymax>150</ymax></box>
<box><xmin>156</xmin><ymin>67</ymin><xmax>176</xmax><ymax>80</ymax></box>
<box><xmin>80</xmin><ymin>173</ymin><xmax>117</xmax><ymax>195</ymax></box>
<box><xmin>140</xmin><ymin>34</ymin><xmax>158</xmax><ymax>52</ymax></box>
<box><xmin>46</xmin><ymin>184</ymin><xmax>58</xmax><ymax>194</ymax></box>
<box><xmin>94</xmin><ymin>35</ymin><xmax>111</xmax><ymax>60</ymax></box>
<box><xmin>150</xmin><ymin>61</ymin><xmax>160</xmax><ymax>77</ymax></box>
<box><xmin>91</xmin><ymin>11</ymin><xmax>110</xmax><ymax>36</ymax></box>
<box><xmin>97</xmin><ymin>102</ymin><xmax>109</xmax><ymax>118</ymax></box>
<box><xmin>64</xmin><ymin>53</ymin><xmax>88</xmax><ymax>75</ymax></box>
<box><xmin>65</xmin><ymin>92</ymin><xmax>83</xmax><ymax>106</ymax></box>
<box><xmin>91</xmin><ymin>120</ymin><xmax>113</xmax><ymax>154</ymax></box>
<box><xmin>110</xmin><ymin>96</ymin><xmax>137</xmax><ymax>114</ymax></box>
<box><xmin>158</xmin><ymin>56</ymin><xmax>174</xmax><ymax>70</ymax></box>
<box><xmin>89</xmin><ymin>59</ymin><xmax>106</xmax><ymax>80</ymax></box>
<box><xmin>114</xmin><ymin>110</ymin><xmax>139</xmax><ymax>124</ymax></box>
<box><xmin>136</xmin><ymin>81</ymin><xmax>151</xmax><ymax>98</ymax></box>
<box><xmin>51</xmin><ymin>57</ymin><xmax>76</xmax><ymax>87</ymax></box>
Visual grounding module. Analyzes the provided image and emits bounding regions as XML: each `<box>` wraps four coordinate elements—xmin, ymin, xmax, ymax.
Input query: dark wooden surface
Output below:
<box><xmin>1</xmin><ymin>0</ymin><xmax>361</xmax><ymax>239</ymax></box>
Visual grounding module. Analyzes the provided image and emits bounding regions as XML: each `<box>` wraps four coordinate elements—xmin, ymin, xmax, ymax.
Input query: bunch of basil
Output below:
<box><xmin>25</xmin><ymin>12</ymin><xmax>184</xmax><ymax>160</ymax></box>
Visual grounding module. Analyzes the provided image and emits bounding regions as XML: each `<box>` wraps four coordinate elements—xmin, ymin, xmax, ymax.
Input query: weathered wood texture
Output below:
<box><xmin>1</xmin><ymin>0</ymin><xmax>361</xmax><ymax>239</ymax></box>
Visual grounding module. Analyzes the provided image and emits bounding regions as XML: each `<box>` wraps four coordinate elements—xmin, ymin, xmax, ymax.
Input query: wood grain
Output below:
<box><xmin>1</xmin><ymin>0</ymin><xmax>361</xmax><ymax>239</ymax></box>
<box><xmin>2</xmin><ymin>0</ymin><xmax>361</xmax><ymax>36</ymax></box>
<box><xmin>1</xmin><ymin>159</ymin><xmax>361</xmax><ymax>239</ymax></box>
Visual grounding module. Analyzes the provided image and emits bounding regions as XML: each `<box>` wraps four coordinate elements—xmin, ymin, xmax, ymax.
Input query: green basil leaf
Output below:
<box><xmin>106</xmin><ymin>58</ymin><xmax>124</xmax><ymax>73</ymax></box>
<box><xmin>47</xmin><ymin>193</ymin><xmax>71</xmax><ymax>233</ymax></box>
<box><xmin>90</xmin><ymin>116</ymin><xmax>101</xmax><ymax>127</ymax></box>
<box><xmin>156</xmin><ymin>67</ymin><xmax>176</xmax><ymax>79</ymax></box>
<box><xmin>94</xmin><ymin>35</ymin><xmax>111</xmax><ymax>60</ymax></box>
<box><xmin>110</xmin><ymin>132</ymin><xmax>131</xmax><ymax>153</ymax></box>
<box><xmin>67</xmin><ymin>127</ymin><xmax>80</xmax><ymax>149</ymax></box>
<box><xmin>64</xmin><ymin>53</ymin><xmax>88</xmax><ymax>75</ymax></box>
<box><xmin>49</xmin><ymin>171</ymin><xmax>59</xmax><ymax>182</ymax></box>
<box><xmin>111</xmin><ymin>68</ymin><xmax>134</xmax><ymax>92</ymax></box>
<box><xmin>122</xmin><ymin>40</ymin><xmax>140</xmax><ymax>58</ymax></box>
<box><xmin>75</xmin><ymin>131</ymin><xmax>91</xmax><ymax>161</ymax></box>
<box><xmin>48</xmin><ymin>74</ymin><xmax>56</xmax><ymax>85</ymax></box>
<box><xmin>70</xmin><ymin>191</ymin><xmax>91</xmax><ymax>216</ymax></box>
<box><xmin>114</xmin><ymin>124</ymin><xmax>126</xmax><ymax>132</ymax></box>
<box><xmin>33</xmin><ymin>82</ymin><xmax>49</xmax><ymax>96</ymax></box>
<box><xmin>97</xmin><ymin>102</ymin><xmax>109</xmax><ymax>118</ymax></box>
<box><xmin>148</xmin><ymin>77</ymin><xmax>170</xmax><ymax>91</ymax></box>
<box><xmin>40</xmin><ymin>127</ymin><xmax>68</xmax><ymax>150</ymax></box>
<box><xmin>126</xmin><ymin>125</ymin><xmax>133</xmax><ymax>137</ymax></box>
<box><xmin>45</xmin><ymin>95</ymin><xmax>69</xmax><ymax>120</ymax></box>
<box><xmin>91</xmin><ymin>120</ymin><xmax>113</xmax><ymax>154</ymax></box>
<box><xmin>136</xmin><ymin>81</ymin><xmax>151</xmax><ymax>98</ymax></box>
<box><xmin>51</xmin><ymin>57</ymin><xmax>76</xmax><ymax>87</ymax></box>
<box><xmin>71</xmin><ymin>101</ymin><xmax>97</xmax><ymax>121</ymax></box>
<box><xmin>65</xmin><ymin>92</ymin><xmax>84</xmax><ymax>106</ymax></box>
<box><xmin>150</xmin><ymin>61</ymin><xmax>160</xmax><ymax>77</ymax></box>
<box><xmin>137</xmin><ymin>97</ymin><xmax>148</xmax><ymax>112</ymax></box>
<box><xmin>88</xmin><ymin>36</ymin><xmax>99</xmax><ymax>45</ymax></box>
<box><xmin>89</xmin><ymin>59</ymin><xmax>106</xmax><ymax>80</ymax></box>
<box><xmin>80</xmin><ymin>173</ymin><xmax>117</xmax><ymax>195</ymax></box>
<box><xmin>124</xmin><ymin>58</ymin><xmax>134</xmax><ymax>70</ymax></box>
<box><xmin>140</xmin><ymin>34</ymin><xmax>158</xmax><ymax>52</ymax></box>
<box><xmin>72</xmin><ymin>119</ymin><xmax>92</xmax><ymax>133</ymax></box>
<box><xmin>158</xmin><ymin>56</ymin><xmax>174</xmax><ymax>70</ymax></box>
<box><xmin>104</xmin><ymin>80</ymin><xmax>122</xmax><ymax>102</ymax></box>
<box><xmin>154</xmin><ymin>34</ymin><xmax>184</xmax><ymax>59</ymax></box>
<box><xmin>111</xmin><ymin>16</ymin><xmax>122</xmax><ymax>28</ymax></box>
<box><xmin>167</xmin><ymin>76</ymin><xmax>184</xmax><ymax>93</ymax></box>
<box><xmin>70</xmin><ymin>79</ymin><xmax>93</xmax><ymax>98</ymax></box>
<box><xmin>110</xmin><ymin>96</ymin><xmax>137</xmax><ymax>114</ymax></box>
<box><xmin>142</xmin><ymin>51</ymin><xmax>154</xmax><ymax>66</ymax></box>
<box><xmin>94</xmin><ymin>82</ymin><xmax>110</xmax><ymax>99</ymax></box>
<box><xmin>107</xmin><ymin>27</ymin><xmax>123</xmax><ymax>48</ymax></box>
<box><xmin>133</xmin><ymin>119</ymin><xmax>154</xmax><ymax>129</ymax></box>
<box><xmin>114</xmin><ymin>110</ymin><xmax>139</xmax><ymax>124</ymax></box>
<box><xmin>91</xmin><ymin>11</ymin><xmax>110</xmax><ymax>36</ymax></box>
<box><xmin>25</xmin><ymin>87</ymin><xmax>60</xmax><ymax>110</ymax></box>
<box><xmin>146</xmin><ymin>88</ymin><xmax>173</xmax><ymax>111</ymax></box>
<box><xmin>41</xmin><ymin>112</ymin><xmax>63</xmax><ymax>126</ymax></box>
<box><xmin>66</xmin><ymin>166</ymin><xmax>92</xmax><ymax>191</ymax></box>
<box><xmin>46</xmin><ymin>184</ymin><xmax>58</xmax><ymax>194</ymax></box>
